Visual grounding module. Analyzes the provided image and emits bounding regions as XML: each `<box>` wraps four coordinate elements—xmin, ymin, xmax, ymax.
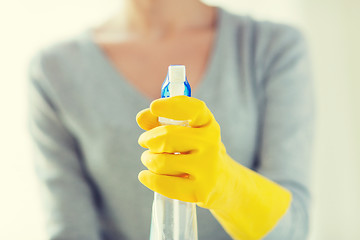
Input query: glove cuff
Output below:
<box><xmin>206</xmin><ymin>155</ymin><xmax>292</xmax><ymax>240</ymax></box>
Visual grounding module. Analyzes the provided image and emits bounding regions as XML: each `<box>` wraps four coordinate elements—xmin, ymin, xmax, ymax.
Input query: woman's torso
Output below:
<box><xmin>39</xmin><ymin>8</ymin><xmax>268</xmax><ymax>239</ymax></box>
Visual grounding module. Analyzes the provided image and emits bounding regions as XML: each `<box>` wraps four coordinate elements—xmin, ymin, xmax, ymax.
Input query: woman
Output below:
<box><xmin>29</xmin><ymin>0</ymin><xmax>313</xmax><ymax>239</ymax></box>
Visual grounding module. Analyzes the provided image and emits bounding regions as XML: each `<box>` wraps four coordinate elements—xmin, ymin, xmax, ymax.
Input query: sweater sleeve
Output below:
<box><xmin>256</xmin><ymin>25</ymin><xmax>314</xmax><ymax>239</ymax></box>
<box><xmin>28</xmin><ymin>53</ymin><xmax>102</xmax><ymax>240</ymax></box>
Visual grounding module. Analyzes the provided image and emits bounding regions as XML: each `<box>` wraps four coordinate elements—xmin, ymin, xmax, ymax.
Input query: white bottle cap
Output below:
<box><xmin>168</xmin><ymin>65</ymin><xmax>186</xmax><ymax>83</ymax></box>
<box><xmin>168</xmin><ymin>65</ymin><xmax>186</xmax><ymax>97</ymax></box>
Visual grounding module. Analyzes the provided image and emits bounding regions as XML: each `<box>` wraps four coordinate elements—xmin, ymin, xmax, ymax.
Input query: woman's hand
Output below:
<box><xmin>136</xmin><ymin>96</ymin><xmax>292</xmax><ymax>240</ymax></box>
<box><xmin>137</xmin><ymin>95</ymin><xmax>233</xmax><ymax>208</ymax></box>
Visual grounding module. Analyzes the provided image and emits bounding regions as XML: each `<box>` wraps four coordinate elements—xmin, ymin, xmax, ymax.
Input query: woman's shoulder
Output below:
<box><xmin>28</xmin><ymin>31</ymin><xmax>92</xmax><ymax>88</ymax></box>
<box><xmin>223</xmin><ymin>8</ymin><xmax>308</xmax><ymax>56</ymax></box>
<box><xmin>32</xmin><ymin>32</ymin><xmax>89</xmax><ymax>71</ymax></box>
<box><xmin>219</xmin><ymin>8</ymin><xmax>309</xmax><ymax>84</ymax></box>
<box><xmin>222</xmin><ymin>8</ymin><xmax>306</xmax><ymax>43</ymax></box>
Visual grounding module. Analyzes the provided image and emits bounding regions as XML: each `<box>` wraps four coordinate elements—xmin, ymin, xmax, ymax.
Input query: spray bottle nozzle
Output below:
<box><xmin>161</xmin><ymin>65</ymin><xmax>191</xmax><ymax>98</ymax></box>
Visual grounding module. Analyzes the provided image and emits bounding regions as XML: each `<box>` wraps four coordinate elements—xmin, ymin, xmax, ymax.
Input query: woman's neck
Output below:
<box><xmin>96</xmin><ymin>0</ymin><xmax>216</xmax><ymax>41</ymax></box>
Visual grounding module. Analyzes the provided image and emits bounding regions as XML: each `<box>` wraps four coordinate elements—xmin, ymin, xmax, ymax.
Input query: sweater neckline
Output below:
<box><xmin>81</xmin><ymin>7</ymin><xmax>227</xmax><ymax>105</ymax></box>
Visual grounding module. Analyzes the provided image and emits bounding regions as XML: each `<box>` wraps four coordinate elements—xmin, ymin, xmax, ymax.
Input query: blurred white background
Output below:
<box><xmin>0</xmin><ymin>0</ymin><xmax>359</xmax><ymax>239</ymax></box>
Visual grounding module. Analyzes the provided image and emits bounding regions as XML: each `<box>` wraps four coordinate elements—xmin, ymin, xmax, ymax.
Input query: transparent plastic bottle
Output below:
<box><xmin>149</xmin><ymin>65</ymin><xmax>198</xmax><ymax>240</ymax></box>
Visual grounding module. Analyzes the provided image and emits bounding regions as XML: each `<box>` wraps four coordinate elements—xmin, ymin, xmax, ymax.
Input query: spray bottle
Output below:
<box><xmin>149</xmin><ymin>65</ymin><xmax>198</xmax><ymax>240</ymax></box>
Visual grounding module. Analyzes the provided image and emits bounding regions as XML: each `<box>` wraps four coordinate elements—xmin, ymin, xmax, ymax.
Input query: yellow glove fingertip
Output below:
<box><xmin>138</xmin><ymin>170</ymin><xmax>152</xmax><ymax>188</ymax></box>
<box><xmin>137</xmin><ymin>133</ymin><xmax>147</xmax><ymax>149</ymax></box>
<box><xmin>150</xmin><ymin>96</ymin><xmax>193</xmax><ymax>121</ymax></box>
<box><xmin>136</xmin><ymin>108</ymin><xmax>160</xmax><ymax>131</ymax></box>
<box><xmin>150</xmin><ymin>95</ymin><xmax>189</xmax><ymax>112</ymax></box>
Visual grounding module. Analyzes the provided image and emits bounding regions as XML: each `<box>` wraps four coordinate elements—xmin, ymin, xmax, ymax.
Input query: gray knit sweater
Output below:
<box><xmin>28</xmin><ymin>7</ymin><xmax>313</xmax><ymax>240</ymax></box>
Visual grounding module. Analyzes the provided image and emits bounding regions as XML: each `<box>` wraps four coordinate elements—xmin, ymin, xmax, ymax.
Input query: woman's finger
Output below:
<box><xmin>138</xmin><ymin>125</ymin><xmax>203</xmax><ymax>153</ymax></box>
<box><xmin>150</xmin><ymin>96</ymin><xmax>213</xmax><ymax>128</ymax></box>
<box><xmin>141</xmin><ymin>150</ymin><xmax>196</xmax><ymax>176</ymax></box>
<box><xmin>138</xmin><ymin>170</ymin><xmax>197</xmax><ymax>202</ymax></box>
<box><xmin>136</xmin><ymin>108</ymin><xmax>161</xmax><ymax>130</ymax></box>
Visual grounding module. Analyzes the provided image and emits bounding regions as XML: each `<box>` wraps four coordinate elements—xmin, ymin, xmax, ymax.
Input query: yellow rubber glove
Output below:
<box><xmin>136</xmin><ymin>96</ymin><xmax>292</xmax><ymax>240</ymax></box>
